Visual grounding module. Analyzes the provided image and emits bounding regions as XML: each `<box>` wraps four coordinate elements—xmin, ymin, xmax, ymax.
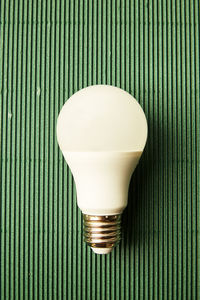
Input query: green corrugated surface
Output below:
<box><xmin>0</xmin><ymin>0</ymin><xmax>200</xmax><ymax>299</ymax></box>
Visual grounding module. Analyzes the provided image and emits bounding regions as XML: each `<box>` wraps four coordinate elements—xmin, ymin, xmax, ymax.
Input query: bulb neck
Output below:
<box><xmin>83</xmin><ymin>214</ymin><xmax>122</xmax><ymax>254</ymax></box>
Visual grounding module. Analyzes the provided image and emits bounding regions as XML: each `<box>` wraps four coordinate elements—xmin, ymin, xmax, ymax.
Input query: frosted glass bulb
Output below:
<box><xmin>57</xmin><ymin>85</ymin><xmax>148</xmax><ymax>254</ymax></box>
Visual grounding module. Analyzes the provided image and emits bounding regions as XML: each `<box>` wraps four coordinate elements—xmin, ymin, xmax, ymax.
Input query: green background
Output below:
<box><xmin>0</xmin><ymin>0</ymin><xmax>200</xmax><ymax>299</ymax></box>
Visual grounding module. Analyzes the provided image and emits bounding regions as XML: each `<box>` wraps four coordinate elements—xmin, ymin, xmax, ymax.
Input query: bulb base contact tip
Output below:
<box><xmin>83</xmin><ymin>214</ymin><xmax>122</xmax><ymax>254</ymax></box>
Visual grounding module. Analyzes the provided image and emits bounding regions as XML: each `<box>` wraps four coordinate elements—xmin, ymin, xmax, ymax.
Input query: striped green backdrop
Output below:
<box><xmin>0</xmin><ymin>0</ymin><xmax>199</xmax><ymax>299</ymax></box>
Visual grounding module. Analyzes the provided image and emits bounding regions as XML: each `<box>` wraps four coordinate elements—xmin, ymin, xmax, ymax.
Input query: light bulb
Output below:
<box><xmin>57</xmin><ymin>85</ymin><xmax>148</xmax><ymax>254</ymax></box>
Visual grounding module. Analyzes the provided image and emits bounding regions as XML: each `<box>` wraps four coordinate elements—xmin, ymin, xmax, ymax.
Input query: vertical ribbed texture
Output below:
<box><xmin>0</xmin><ymin>0</ymin><xmax>199</xmax><ymax>299</ymax></box>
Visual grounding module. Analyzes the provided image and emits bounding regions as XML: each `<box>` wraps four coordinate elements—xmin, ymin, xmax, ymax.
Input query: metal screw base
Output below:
<box><xmin>83</xmin><ymin>214</ymin><xmax>122</xmax><ymax>254</ymax></box>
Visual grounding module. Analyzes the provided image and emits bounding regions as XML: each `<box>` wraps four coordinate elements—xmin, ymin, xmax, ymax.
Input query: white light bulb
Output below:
<box><xmin>57</xmin><ymin>85</ymin><xmax>148</xmax><ymax>254</ymax></box>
